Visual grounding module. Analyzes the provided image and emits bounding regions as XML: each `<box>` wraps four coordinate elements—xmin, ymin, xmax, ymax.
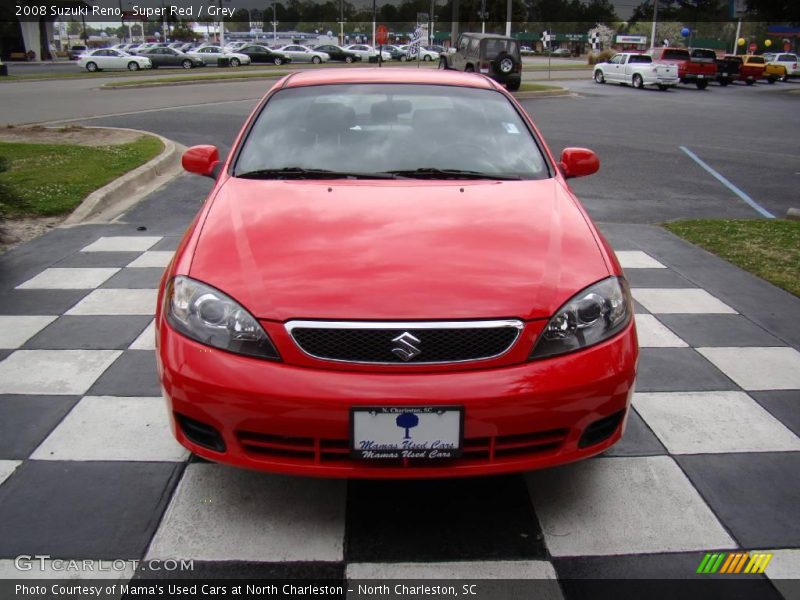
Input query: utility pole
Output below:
<box><xmin>450</xmin><ymin>0</ymin><xmax>459</xmax><ymax>49</ymax></box>
<box><xmin>218</xmin><ymin>0</ymin><xmax>225</xmax><ymax>47</ymax></box>
<box><xmin>505</xmin><ymin>0</ymin><xmax>511</xmax><ymax>37</ymax></box>
<box><xmin>339</xmin><ymin>0</ymin><xmax>345</xmax><ymax>45</ymax></box>
<box><xmin>649</xmin><ymin>0</ymin><xmax>657</xmax><ymax>52</ymax></box>
<box><xmin>478</xmin><ymin>0</ymin><xmax>487</xmax><ymax>34</ymax></box>
<box><xmin>272</xmin><ymin>2</ymin><xmax>278</xmax><ymax>42</ymax></box>
<box><xmin>372</xmin><ymin>0</ymin><xmax>376</xmax><ymax>48</ymax></box>
<box><xmin>429</xmin><ymin>0</ymin><xmax>435</xmax><ymax>45</ymax></box>
<box><xmin>162</xmin><ymin>0</ymin><xmax>168</xmax><ymax>42</ymax></box>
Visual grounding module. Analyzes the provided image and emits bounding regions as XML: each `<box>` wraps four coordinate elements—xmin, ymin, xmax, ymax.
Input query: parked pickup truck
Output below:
<box><xmin>593</xmin><ymin>53</ymin><xmax>679</xmax><ymax>90</ymax></box>
<box><xmin>731</xmin><ymin>55</ymin><xmax>785</xmax><ymax>84</ymax></box>
<box><xmin>648</xmin><ymin>47</ymin><xmax>716</xmax><ymax>89</ymax></box>
<box><xmin>714</xmin><ymin>55</ymin><xmax>741</xmax><ymax>85</ymax></box>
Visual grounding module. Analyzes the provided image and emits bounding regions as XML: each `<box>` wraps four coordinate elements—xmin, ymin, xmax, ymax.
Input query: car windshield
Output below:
<box><xmin>482</xmin><ymin>39</ymin><xmax>518</xmax><ymax>59</ymax></box>
<box><xmin>234</xmin><ymin>84</ymin><xmax>548</xmax><ymax>180</ymax></box>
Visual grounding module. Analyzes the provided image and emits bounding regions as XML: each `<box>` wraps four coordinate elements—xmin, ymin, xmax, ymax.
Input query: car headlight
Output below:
<box><xmin>165</xmin><ymin>275</ymin><xmax>280</xmax><ymax>360</ymax></box>
<box><xmin>530</xmin><ymin>276</ymin><xmax>632</xmax><ymax>360</ymax></box>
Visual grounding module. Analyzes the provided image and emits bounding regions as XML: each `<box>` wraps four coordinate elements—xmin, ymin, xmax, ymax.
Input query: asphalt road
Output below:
<box><xmin>527</xmin><ymin>79</ymin><xmax>800</xmax><ymax>222</ymax></box>
<box><xmin>38</xmin><ymin>73</ymin><xmax>798</xmax><ymax>224</ymax></box>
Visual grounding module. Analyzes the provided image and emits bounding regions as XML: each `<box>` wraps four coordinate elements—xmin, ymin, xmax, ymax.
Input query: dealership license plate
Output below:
<box><xmin>351</xmin><ymin>407</ymin><xmax>462</xmax><ymax>459</ymax></box>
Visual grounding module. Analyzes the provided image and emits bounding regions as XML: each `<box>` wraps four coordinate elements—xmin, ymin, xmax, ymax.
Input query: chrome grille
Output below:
<box><xmin>285</xmin><ymin>320</ymin><xmax>523</xmax><ymax>364</ymax></box>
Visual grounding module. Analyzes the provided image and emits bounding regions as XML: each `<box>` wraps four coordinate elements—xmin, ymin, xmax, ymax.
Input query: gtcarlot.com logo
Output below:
<box><xmin>696</xmin><ymin>552</ymin><xmax>773</xmax><ymax>575</ymax></box>
<box><xmin>15</xmin><ymin>555</ymin><xmax>194</xmax><ymax>573</ymax></box>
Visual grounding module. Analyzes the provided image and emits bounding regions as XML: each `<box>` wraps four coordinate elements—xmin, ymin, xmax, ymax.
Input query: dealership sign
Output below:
<box><xmin>616</xmin><ymin>35</ymin><xmax>647</xmax><ymax>44</ymax></box>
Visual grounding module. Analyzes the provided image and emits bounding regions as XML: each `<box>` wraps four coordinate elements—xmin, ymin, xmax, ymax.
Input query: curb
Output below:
<box><xmin>62</xmin><ymin>127</ymin><xmax>185</xmax><ymax>225</ymax></box>
<box><xmin>100</xmin><ymin>75</ymin><xmax>284</xmax><ymax>90</ymax></box>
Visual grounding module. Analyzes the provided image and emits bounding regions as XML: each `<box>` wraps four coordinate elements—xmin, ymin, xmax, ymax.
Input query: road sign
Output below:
<box><xmin>749</xmin><ymin>42</ymin><xmax>757</xmax><ymax>52</ymax></box>
<box><xmin>376</xmin><ymin>25</ymin><xmax>389</xmax><ymax>46</ymax></box>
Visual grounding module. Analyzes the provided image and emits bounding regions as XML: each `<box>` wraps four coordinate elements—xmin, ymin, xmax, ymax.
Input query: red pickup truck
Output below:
<box><xmin>648</xmin><ymin>47</ymin><xmax>717</xmax><ymax>89</ymax></box>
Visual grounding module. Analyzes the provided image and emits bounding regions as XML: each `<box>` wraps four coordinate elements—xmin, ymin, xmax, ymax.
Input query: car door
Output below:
<box><xmin>205</xmin><ymin>47</ymin><xmax>222</xmax><ymax>65</ymax></box>
<box><xmin>239</xmin><ymin>45</ymin><xmax>259</xmax><ymax>62</ymax></box>
<box><xmin>161</xmin><ymin>48</ymin><xmax>179</xmax><ymax>66</ymax></box>
<box><xmin>96</xmin><ymin>50</ymin><xmax>117</xmax><ymax>69</ymax></box>
<box><xmin>607</xmin><ymin>54</ymin><xmax>623</xmax><ymax>81</ymax></box>
<box><xmin>289</xmin><ymin>45</ymin><xmax>308</xmax><ymax>61</ymax></box>
<box><xmin>143</xmin><ymin>48</ymin><xmax>160</xmax><ymax>66</ymax></box>
<box><xmin>325</xmin><ymin>46</ymin><xmax>342</xmax><ymax>60</ymax></box>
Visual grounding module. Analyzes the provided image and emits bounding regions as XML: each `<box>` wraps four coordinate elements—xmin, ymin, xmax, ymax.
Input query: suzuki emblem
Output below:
<box><xmin>391</xmin><ymin>332</ymin><xmax>421</xmax><ymax>361</ymax></box>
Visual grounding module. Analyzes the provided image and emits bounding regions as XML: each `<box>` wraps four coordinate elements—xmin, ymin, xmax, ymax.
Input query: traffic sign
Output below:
<box><xmin>376</xmin><ymin>25</ymin><xmax>389</xmax><ymax>46</ymax></box>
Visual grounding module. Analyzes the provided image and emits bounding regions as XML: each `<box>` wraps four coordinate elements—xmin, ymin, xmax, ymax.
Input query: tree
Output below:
<box><xmin>588</xmin><ymin>22</ymin><xmax>614</xmax><ymax>48</ymax></box>
<box><xmin>745</xmin><ymin>0</ymin><xmax>800</xmax><ymax>23</ymax></box>
<box><xmin>396</xmin><ymin>413</ymin><xmax>419</xmax><ymax>440</ymax></box>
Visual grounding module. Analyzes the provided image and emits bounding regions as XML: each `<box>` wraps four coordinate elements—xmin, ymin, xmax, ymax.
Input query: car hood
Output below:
<box><xmin>189</xmin><ymin>178</ymin><xmax>610</xmax><ymax>321</ymax></box>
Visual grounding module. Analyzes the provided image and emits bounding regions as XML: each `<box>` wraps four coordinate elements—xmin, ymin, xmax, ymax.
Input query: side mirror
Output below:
<box><xmin>182</xmin><ymin>145</ymin><xmax>220</xmax><ymax>178</ymax></box>
<box><xmin>559</xmin><ymin>147</ymin><xmax>599</xmax><ymax>179</ymax></box>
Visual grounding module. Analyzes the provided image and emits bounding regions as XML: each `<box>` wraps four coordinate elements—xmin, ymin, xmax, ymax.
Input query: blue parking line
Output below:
<box><xmin>680</xmin><ymin>146</ymin><xmax>775</xmax><ymax>219</ymax></box>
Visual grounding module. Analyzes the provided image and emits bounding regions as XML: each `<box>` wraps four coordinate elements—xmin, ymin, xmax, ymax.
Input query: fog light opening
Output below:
<box><xmin>176</xmin><ymin>413</ymin><xmax>226</xmax><ymax>453</ymax></box>
<box><xmin>579</xmin><ymin>410</ymin><xmax>625</xmax><ymax>448</ymax></box>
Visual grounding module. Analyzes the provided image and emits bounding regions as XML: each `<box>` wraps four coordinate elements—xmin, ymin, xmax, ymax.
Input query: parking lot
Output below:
<box><xmin>0</xmin><ymin>67</ymin><xmax>799</xmax><ymax>595</ymax></box>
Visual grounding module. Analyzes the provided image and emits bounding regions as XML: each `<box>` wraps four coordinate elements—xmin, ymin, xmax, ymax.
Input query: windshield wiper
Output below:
<box><xmin>385</xmin><ymin>168</ymin><xmax>521</xmax><ymax>180</ymax></box>
<box><xmin>236</xmin><ymin>167</ymin><xmax>393</xmax><ymax>180</ymax></box>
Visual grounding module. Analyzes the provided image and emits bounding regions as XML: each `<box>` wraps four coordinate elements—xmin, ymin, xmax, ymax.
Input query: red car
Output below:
<box><xmin>156</xmin><ymin>68</ymin><xmax>638</xmax><ymax>478</ymax></box>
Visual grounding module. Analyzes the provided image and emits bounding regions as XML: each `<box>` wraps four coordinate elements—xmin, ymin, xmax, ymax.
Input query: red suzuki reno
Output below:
<box><xmin>156</xmin><ymin>68</ymin><xmax>638</xmax><ymax>478</ymax></box>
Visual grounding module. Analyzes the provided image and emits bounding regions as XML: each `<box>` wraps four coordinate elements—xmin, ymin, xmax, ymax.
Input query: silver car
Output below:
<box><xmin>187</xmin><ymin>46</ymin><xmax>252</xmax><ymax>67</ymax></box>
<box><xmin>273</xmin><ymin>45</ymin><xmax>330</xmax><ymax>64</ymax></box>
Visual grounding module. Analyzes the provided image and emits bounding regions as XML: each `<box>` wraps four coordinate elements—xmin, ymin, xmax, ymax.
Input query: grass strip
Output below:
<box><xmin>0</xmin><ymin>136</ymin><xmax>163</xmax><ymax>217</ymax></box>
<box><xmin>516</xmin><ymin>83</ymin><xmax>565</xmax><ymax>92</ymax></box>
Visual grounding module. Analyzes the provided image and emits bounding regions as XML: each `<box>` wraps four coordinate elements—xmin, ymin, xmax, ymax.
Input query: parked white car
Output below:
<box><xmin>399</xmin><ymin>45</ymin><xmax>438</xmax><ymax>62</ymax></box>
<box><xmin>273</xmin><ymin>45</ymin><xmax>330</xmax><ymax>64</ymax></box>
<box><xmin>593</xmin><ymin>53</ymin><xmax>679</xmax><ymax>90</ymax></box>
<box><xmin>187</xmin><ymin>46</ymin><xmax>252</xmax><ymax>66</ymax></box>
<box><xmin>344</xmin><ymin>44</ymin><xmax>392</xmax><ymax>61</ymax></box>
<box><xmin>77</xmin><ymin>49</ymin><xmax>152</xmax><ymax>72</ymax></box>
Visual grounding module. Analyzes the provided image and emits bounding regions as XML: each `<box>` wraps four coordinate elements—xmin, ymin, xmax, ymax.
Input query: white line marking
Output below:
<box><xmin>680</xmin><ymin>145</ymin><xmax>775</xmax><ymax>219</ymax></box>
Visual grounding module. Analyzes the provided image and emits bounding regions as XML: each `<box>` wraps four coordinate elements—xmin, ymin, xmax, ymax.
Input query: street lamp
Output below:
<box><xmin>339</xmin><ymin>0</ymin><xmax>346</xmax><ymax>45</ymax></box>
<box><xmin>650</xmin><ymin>0</ymin><xmax>658</xmax><ymax>52</ymax></box>
<box><xmin>270</xmin><ymin>2</ymin><xmax>278</xmax><ymax>43</ymax></box>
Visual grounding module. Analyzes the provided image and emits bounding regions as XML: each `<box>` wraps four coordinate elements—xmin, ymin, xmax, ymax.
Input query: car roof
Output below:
<box><xmin>282</xmin><ymin>67</ymin><xmax>496</xmax><ymax>90</ymax></box>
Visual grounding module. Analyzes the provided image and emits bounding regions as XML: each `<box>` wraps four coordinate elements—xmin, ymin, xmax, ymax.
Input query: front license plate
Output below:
<box><xmin>351</xmin><ymin>406</ymin><xmax>462</xmax><ymax>459</ymax></box>
<box><xmin>698</xmin><ymin>74</ymin><xmax>704</xmax><ymax>79</ymax></box>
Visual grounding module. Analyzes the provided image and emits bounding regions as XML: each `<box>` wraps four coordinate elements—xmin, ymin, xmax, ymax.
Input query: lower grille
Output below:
<box><xmin>236</xmin><ymin>427</ymin><xmax>568</xmax><ymax>466</ymax></box>
<box><xmin>286</xmin><ymin>320</ymin><xmax>523</xmax><ymax>364</ymax></box>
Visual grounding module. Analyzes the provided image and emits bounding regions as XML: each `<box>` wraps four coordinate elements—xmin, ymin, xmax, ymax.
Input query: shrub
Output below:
<box><xmin>587</xmin><ymin>49</ymin><xmax>615</xmax><ymax>65</ymax></box>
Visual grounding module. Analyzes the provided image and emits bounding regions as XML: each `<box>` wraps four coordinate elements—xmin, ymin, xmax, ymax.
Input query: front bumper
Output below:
<box><xmin>158</xmin><ymin>320</ymin><xmax>638</xmax><ymax>478</ymax></box>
